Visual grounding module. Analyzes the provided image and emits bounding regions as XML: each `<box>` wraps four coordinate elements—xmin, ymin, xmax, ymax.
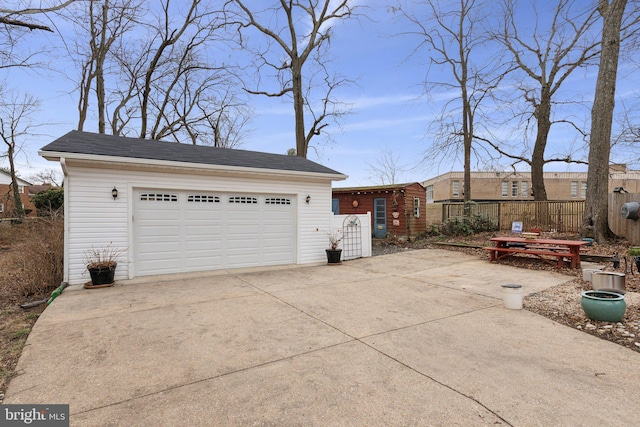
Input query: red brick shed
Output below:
<box><xmin>332</xmin><ymin>182</ymin><xmax>427</xmax><ymax>239</ymax></box>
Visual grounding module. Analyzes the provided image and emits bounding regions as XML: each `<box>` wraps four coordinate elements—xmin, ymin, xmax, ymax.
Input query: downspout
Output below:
<box><xmin>61</xmin><ymin>158</ymin><xmax>70</xmax><ymax>283</ymax></box>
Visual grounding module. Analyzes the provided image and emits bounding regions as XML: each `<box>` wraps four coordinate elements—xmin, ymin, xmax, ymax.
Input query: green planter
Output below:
<box><xmin>580</xmin><ymin>290</ymin><xmax>626</xmax><ymax>323</ymax></box>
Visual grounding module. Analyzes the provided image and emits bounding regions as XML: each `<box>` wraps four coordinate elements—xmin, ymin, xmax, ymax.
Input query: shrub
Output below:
<box><xmin>31</xmin><ymin>188</ymin><xmax>64</xmax><ymax>216</ymax></box>
<box><xmin>0</xmin><ymin>215</ymin><xmax>64</xmax><ymax>301</ymax></box>
<box><xmin>441</xmin><ymin>214</ymin><xmax>498</xmax><ymax>236</ymax></box>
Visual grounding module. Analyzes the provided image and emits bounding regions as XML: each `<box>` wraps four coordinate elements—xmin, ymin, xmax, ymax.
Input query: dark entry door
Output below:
<box><xmin>373</xmin><ymin>198</ymin><xmax>386</xmax><ymax>238</ymax></box>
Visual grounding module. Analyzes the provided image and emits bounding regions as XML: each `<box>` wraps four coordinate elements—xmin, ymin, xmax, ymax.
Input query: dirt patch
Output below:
<box><xmin>373</xmin><ymin>231</ymin><xmax>640</xmax><ymax>353</ymax></box>
<box><xmin>0</xmin><ymin>304</ymin><xmax>45</xmax><ymax>400</ymax></box>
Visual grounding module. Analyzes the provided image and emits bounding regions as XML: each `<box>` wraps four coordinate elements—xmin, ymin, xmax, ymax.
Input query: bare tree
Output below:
<box><xmin>0</xmin><ymin>92</ymin><xmax>39</xmax><ymax>220</ymax></box>
<box><xmin>138</xmin><ymin>0</ymin><xmax>203</xmax><ymax>139</ymax></box>
<box><xmin>582</xmin><ymin>0</ymin><xmax>628</xmax><ymax>242</ymax></box>
<box><xmin>71</xmin><ymin>0</ymin><xmax>142</xmax><ymax>132</ymax></box>
<box><xmin>397</xmin><ymin>0</ymin><xmax>507</xmax><ymax>205</ymax></box>
<box><xmin>130</xmin><ymin>1</ymin><xmax>250</xmax><ymax>145</ymax></box>
<box><xmin>67</xmin><ymin>0</ymin><xmax>251</xmax><ymax>147</ymax></box>
<box><xmin>232</xmin><ymin>0</ymin><xmax>356</xmax><ymax>158</ymax></box>
<box><xmin>29</xmin><ymin>168</ymin><xmax>63</xmax><ymax>187</ymax></box>
<box><xmin>491</xmin><ymin>0</ymin><xmax>600</xmax><ymax>201</ymax></box>
<box><xmin>367</xmin><ymin>149</ymin><xmax>409</xmax><ymax>185</ymax></box>
<box><xmin>195</xmin><ymin>89</ymin><xmax>252</xmax><ymax>148</ymax></box>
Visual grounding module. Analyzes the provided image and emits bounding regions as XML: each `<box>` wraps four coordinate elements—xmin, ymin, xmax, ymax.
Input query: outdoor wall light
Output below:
<box><xmin>305</xmin><ymin>195</ymin><xmax>311</xmax><ymax>204</ymax></box>
<box><xmin>112</xmin><ymin>186</ymin><xmax>118</xmax><ymax>200</ymax></box>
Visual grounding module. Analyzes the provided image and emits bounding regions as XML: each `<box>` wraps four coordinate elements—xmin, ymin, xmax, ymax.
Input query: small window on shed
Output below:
<box><xmin>187</xmin><ymin>195</ymin><xmax>220</xmax><ymax>203</ymax></box>
<box><xmin>413</xmin><ymin>197</ymin><xmax>420</xmax><ymax>218</ymax></box>
<box><xmin>265</xmin><ymin>197</ymin><xmax>291</xmax><ymax>205</ymax></box>
<box><xmin>140</xmin><ymin>193</ymin><xmax>178</xmax><ymax>202</ymax></box>
<box><xmin>229</xmin><ymin>196</ymin><xmax>258</xmax><ymax>204</ymax></box>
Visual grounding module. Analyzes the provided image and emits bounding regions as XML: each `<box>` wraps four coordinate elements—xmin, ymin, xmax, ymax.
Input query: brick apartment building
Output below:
<box><xmin>422</xmin><ymin>164</ymin><xmax>640</xmax><ymax>203</ymax></box>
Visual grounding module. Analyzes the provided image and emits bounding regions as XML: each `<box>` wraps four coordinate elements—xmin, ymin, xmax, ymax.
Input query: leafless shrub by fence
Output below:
<box><xmin>0</xmin><ymin>214</ymin><xmax>64</xmax><ymax>302</ymax></box>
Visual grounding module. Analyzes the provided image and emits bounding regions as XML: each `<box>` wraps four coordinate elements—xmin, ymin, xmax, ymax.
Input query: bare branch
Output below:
<box><xmin>232</xmin><ymin>0</ymin><xmax>356</xmax><ymax>157</ymax></box>
<box><xmin>0</xmin><ymin>17</ymin><xmax>53</xmax><ymax>32</ymax></box>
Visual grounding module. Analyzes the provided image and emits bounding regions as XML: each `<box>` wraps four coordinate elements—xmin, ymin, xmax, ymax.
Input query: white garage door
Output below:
<box><xmin>134</xmin><ymin>190</ymin><xmax>295</xmax><ymax>276</ymax></box>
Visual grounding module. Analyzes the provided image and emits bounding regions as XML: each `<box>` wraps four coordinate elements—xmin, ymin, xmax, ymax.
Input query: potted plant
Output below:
<box><xmin>326</xmin><ymin>230</ymin><xmax>343</xmax><ymax>264</ymax></box>
<box><xmin>83</xmin><ymin>244</ymin><xmax>122</xmax><ymax>288</ymax></box>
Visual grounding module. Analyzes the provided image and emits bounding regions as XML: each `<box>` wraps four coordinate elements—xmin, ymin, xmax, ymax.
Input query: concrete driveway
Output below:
<box><xmin>6</xmin><ymin>249</ymin><xmax>640</xmax><ymax>426</ymax></box>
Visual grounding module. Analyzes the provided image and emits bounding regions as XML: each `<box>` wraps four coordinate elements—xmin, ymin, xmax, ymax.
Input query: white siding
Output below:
<box><xmin>64</xmin><ymin>163</ymin><xmax>334</xmax><ymax>285</ymax></box>
<box><xmin>330</xmin><ymin>213</ymin><xmax>372</xmax><ymax>260</ymax></box>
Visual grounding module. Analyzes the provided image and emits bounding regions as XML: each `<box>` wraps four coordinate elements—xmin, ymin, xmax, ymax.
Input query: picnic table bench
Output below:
<box><xmin>483</xmin><ymin>236</ymin><xmax>590</xmax><ymax>269</ymax></box>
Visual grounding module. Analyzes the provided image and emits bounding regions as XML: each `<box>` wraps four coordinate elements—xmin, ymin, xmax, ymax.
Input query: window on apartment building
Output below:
<box><xmin>413</xmin><ymin>197</ymin><xmax>420</xmax><ymax>218</ymax></box>
<box><xmin>0</xmin><ymin>203</ymin><xmax>3</xmax><ymax>213</ymax></box>
<box><xmin>571</xmin><ymin>181</ymin><xmax>578</xmax><ymax>198</ymax></box>
<box><xmin>580</xmin><ymin>182</ymin><xmax>587</xmax><ymax>198</ymax></box>
<box><xmin>511</xmin><ymin>181</ymin><xmax>519</xmax><ymax>197</ymax></box>
<box><xmin>17</xmin><ymin>185</ymin><xmax>24</xmax><ymax>194</ymax></box>
<box><xmin>452</xmin><ymin>180</ymin><xmax>460</xmax><ymax>197</ymax></box>
<box><xmin>426</xmin><ymin>185</ymin><xmax>434</xmax><ymax>203</ymax></box>
<box><xmin>521</xmin><ymin>181</ymin><xmax>529</xmax><ymax>197</ymax></box>
<box><xmin>501</xmin><ymin>181</ymin><xmax>508</xmax><ymax>197</ymax></box>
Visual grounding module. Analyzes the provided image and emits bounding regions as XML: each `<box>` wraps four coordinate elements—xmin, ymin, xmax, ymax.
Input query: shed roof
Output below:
<box><xmin>332</xmin><ymin>182</ymin><xmax>425</xmax><ymax>193</ymax></box>
<box><xmin>40</xmin><ymin>131</ymin><xmax>346</xmax><ymax>178</ymax></box>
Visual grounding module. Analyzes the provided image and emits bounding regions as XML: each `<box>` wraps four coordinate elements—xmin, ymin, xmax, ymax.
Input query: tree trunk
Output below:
<box><xmin>531</xmin><ymin>94</ymin><xmax>551</xmax><ymax>201</ymax></box>
<box><xmin>96</xmin><ymin>1</ymin><xmax>108</xmax><ymax>134</ymax></box>
<box><xmin>582</xmin><ymin>0</ymin><xmax>627</xmax><ymax>242</ymax></box>
<box><xmin>291</xmin><ymin>59</ymin><xmax>307</xmax><ymax>158</ymax></box>
<box><xmin>7</xmin><ymin>143</ymin><xmax>25</xmax><ymax>220</ymax></box>
<box><xmin>462</xmin><ymin>85</ymin><xmax>472</xmax><ymax>215</ymax></box>
<box><xmin>77</xmin><ymin>61</ymin><xmax>94</xmax><ymax>131</ymax></box>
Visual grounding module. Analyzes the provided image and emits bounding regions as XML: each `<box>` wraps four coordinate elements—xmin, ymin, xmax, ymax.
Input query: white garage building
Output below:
<box><xmin>40</xmin><ymin>131</ymin><xmax>347</xmax><ymax>285</ymax></box>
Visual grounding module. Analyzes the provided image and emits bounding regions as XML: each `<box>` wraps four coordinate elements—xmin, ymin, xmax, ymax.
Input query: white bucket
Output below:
<box><xmin>582</xmin><ymin>268</ymin><xmax>602</xmax><ymax>282</ymax></box>
<box><xmin>501</xmin><ymin>284</ymin><xmax>523</xmax><ymax>310</ymax></box>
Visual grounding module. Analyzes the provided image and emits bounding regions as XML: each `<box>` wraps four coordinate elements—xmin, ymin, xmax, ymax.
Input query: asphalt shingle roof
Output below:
<box><xmin>40</xmin><ymin>131</ymin><xmax>344</xmax><ymax>176</ymax></box>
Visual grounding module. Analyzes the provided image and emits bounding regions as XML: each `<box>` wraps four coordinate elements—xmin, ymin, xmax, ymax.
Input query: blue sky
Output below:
<box><xmin>3</xmin><ymin>0</ymin><xmax>640</xmax><ymax>187</ymax></box>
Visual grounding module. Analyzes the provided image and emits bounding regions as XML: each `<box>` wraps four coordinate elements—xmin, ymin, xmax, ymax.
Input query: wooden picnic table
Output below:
<box><xmin>483</xmin><ymin>236</ymin><xmax>590</xmax><ymax>269</ymax></box>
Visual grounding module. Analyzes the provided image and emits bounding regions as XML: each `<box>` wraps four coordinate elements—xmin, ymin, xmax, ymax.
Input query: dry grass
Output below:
<box><xmin>0</xmin><ymin>216</ymin><xmax>63</xmax><ymax>400</ymax></box>
<box><xmin>0</xmin><ymin>215</ymin><xmax>63</xmax><ymax>302</ymax></box>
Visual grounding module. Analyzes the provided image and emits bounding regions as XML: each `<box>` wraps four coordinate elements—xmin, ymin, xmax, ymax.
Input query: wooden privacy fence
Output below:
<box><xmin>609</xmin><ymin>193</ymin><xmax>640</xmax><ymax>245</ymax></box>
<box><xmin>442</xmin><ymin>200</ymin><xmax>586</xmax><ymax>233</ymax></box>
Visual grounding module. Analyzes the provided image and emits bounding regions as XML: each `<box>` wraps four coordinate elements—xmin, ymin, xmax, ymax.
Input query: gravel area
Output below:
<box><xmin>372</xmin><ymin>232</ymin><xmax>640</xmax><ymax>353</ymax></box>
